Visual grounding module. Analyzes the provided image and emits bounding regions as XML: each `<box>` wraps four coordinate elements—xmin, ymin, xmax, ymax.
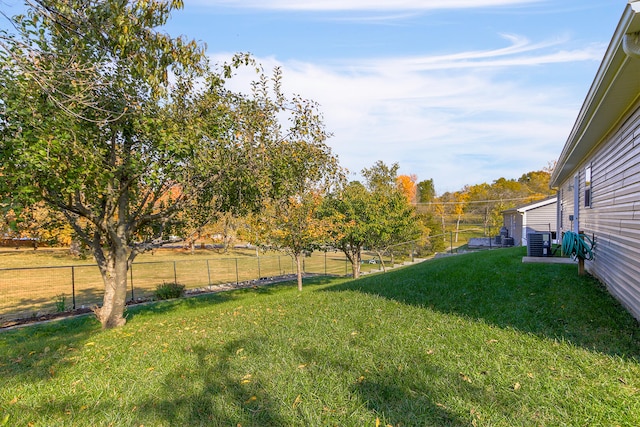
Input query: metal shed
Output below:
<box><xmin>502</xmin><ymin>197</ymin><xmax>557</xmax><ymax>247</ymax></box>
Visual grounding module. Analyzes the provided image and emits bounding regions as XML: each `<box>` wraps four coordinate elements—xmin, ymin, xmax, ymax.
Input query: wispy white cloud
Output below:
<box><xmin>196</xmin><ymin>0</ymin><xmax>543</xmax><ymax>11</ymax></box>
<box><xmin>210</xmin><ymin>33</ymin><xmax>602</xmax><ymax>192</ymax></box>
<box><xmin>352</xmin><ymin>34</ymin><xmax>603</xmax><ymax>72</ymax></box>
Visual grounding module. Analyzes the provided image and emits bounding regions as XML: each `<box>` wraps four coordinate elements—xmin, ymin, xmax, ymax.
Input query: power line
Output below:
<box><xmin>414</xmin><ymin>196</ymin><xmax>551</xmax><ymax>206</ymax></box>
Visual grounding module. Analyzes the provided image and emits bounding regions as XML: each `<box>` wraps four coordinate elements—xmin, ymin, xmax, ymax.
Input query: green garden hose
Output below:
<box><xmin>562</xmin><ymin>231</ymin><xmax>595</xmax><ymax>261</ymax></box>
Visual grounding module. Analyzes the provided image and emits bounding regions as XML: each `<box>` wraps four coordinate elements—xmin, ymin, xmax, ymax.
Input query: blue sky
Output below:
<box><xmin>2</xmin><ymin>0</ymin><xmax>626</xmax><ymax>193</ymax></box>
<box><xmin>161</xmin><ymin>0</ymin><xmax>624</xmax><ymax>193</ymax></box>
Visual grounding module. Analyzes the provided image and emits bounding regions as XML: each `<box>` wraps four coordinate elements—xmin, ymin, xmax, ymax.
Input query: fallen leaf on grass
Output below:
<box><xmin>244</xmin><ymin>396</ymin><xmax>257</xmax><ymax>404</ymax></box>
<box><xmin>459</xmin><ymin>373</ymin><xmax>472</xmax><ymax>383</ymax></box>
<box><xmin>512</xmin><ymin>382</ymin><xmax>521</xmax><ymax>391</ymax></box>
<box><xmin>292</xmin><ymin>395</ymin><xmax>302</xmax><ymax>408</ymax></box>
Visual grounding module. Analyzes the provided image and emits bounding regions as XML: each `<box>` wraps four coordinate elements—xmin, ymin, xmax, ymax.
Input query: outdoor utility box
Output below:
<box><xmin>527</xmin><ymin>232</ymin><xmax>551</xmax><ymax>257</ymax></box>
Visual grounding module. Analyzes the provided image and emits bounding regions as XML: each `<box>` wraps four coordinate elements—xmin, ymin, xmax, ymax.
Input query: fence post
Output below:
<box><xmin>173</xmin><ymin>261</ymin><xmax>177</xmax><ymax>283</ymax></box>
<box><xmin>324</xmin><ymin>251</ymin><xmax>327</xmax><ymax>275</ymax></box>
<box><xmin>71</xmin><ymin>266</ymin><xmax>76</xmax><ymax>309</ymax></box>
<box><xmin>235</xmin><ymin>258</ymin><xmax>239</xmax><ymax>285</ymax></box>
<box><xmin>206</xmin><ymin>259</ymin><xmax>211</xmax><ymax>286</ymax></box>
<box><xmin>450</xmin><ymin>231</ymin><xmax>453</xmax><ymax>254</ymax></box>
<box><xmin>257</xmin><ymin>256</ymin><xmax>261</xmax><ymax>280</ymax></box>
<box><xmin>130</xmin><ymin>265</ymin><xmax>135</xmax><ymax>301</ymax></box>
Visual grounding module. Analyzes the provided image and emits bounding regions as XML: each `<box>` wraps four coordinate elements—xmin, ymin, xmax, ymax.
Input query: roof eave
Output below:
<box><xmin>550</xmin><ymin>1</ymin><xmax>640</xmax><ymax>187</ymax></box>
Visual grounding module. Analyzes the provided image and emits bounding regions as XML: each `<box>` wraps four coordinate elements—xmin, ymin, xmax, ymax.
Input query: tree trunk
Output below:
<box><xmin>350</xmin><ymin>249</ymin><xmax>361</xmax><ymax>279</ymax></box>
<box><xmin>295</xmin><ymin>252</ymin><xmax>303</xmax><ymax>291</ymax></box>
<box><xmin>94</xmin><ymin>251</ymin><xmax>129</xmax><ymax>329</ymax></box>
<box><xmin>375</xmin><ymin>250</ymin><xmax>387</xmax><ymax>273</ymax></box>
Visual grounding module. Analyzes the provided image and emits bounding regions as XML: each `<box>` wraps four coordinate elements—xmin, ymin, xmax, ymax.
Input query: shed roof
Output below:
<box><xmin>502</xmin><ymin>196</ymin><xmax>556</xmax><ymax>214</ymax></box>
<box><xmin>550</xmin><ymin>1</ymin><xmax>640</xmax><ymax>187</ymax></box>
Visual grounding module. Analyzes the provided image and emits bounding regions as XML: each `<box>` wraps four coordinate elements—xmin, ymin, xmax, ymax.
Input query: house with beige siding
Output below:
<box><xmin>502</xmin><ymin>197</ymin><xmax>557</xmax><ymax>247</ymax></box>
<box><xmin>550</xmin><ymin>0</ymin><xmax>640</xmax><ymax>321</ymax></box>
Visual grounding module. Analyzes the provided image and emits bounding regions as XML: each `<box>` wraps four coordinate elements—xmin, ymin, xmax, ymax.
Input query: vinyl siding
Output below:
<box><xmin>557</xmin><ymin>102</ymin><xmax>640</xmax><ymax>321</ymax></box>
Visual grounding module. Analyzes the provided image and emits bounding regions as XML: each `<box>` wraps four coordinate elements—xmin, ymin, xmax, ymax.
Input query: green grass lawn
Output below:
<box><xmin>1</xmin><ymin>247</ymin><xmax>639</xmax><ymax>426</ymax></box>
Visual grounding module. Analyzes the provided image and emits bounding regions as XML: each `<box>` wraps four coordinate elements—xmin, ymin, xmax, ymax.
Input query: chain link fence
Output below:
<box><xmin>0</xmin><ymin>251</ymin><xmax>360</xmax><ymax>324</ymax></box>
<box><xmin>0</xmin><ymin>242</ymin><xmax>436</xmax><ymax>324</ymax></box>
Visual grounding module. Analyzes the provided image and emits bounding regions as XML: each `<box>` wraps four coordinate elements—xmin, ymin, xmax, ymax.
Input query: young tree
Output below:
<box><xmin>452</xmin><ymin>190</ymin><xmax>468</xmax><ymax>243</ymax></box>
<box><xmin>321</xmin><ymin>181</ymin><xmax>371</xmax><ymax>279</ymax></box>
<box><xmin>323</xmin><ymin>161</ymin><xmax>421</xmax><ymax>278</ymax></box>
<box><xmin>254</xmin><ymin>193</ymin><xmax>332</xmax><ymax>291</ymax></box>
<box><xmin>243</xmin><ymin>70</ymin><xmax>344</xmax><ymax>290</ymax></box>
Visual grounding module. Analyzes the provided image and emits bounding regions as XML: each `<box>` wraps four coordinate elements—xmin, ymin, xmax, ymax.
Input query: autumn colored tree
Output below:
<box><xmin>2</xmin><ymin>202</ymin><xmax>73</xmax><ymax>246</ymax></box>
<box><xmin>396</xmin><ymin>174</ymin><xmax>417</xmax><ymax>204</ymax></box>
<box><xmin>452</xmin><ymin>190</ymin><xmax>469</xmax><ymax>243</ymax></box>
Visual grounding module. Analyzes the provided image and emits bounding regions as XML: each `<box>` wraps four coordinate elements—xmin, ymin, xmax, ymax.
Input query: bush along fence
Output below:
<box><xmin>0</xmin><ymin>251</ymin><xmax>390</xmax><ymax>324</ymax></box>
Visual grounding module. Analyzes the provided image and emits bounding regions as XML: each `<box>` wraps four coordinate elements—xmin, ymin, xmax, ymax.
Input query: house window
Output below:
<box><xmin>584</xmin><ymin>165</ymin><xmax>592</xmax><ymax>208</ymax></box>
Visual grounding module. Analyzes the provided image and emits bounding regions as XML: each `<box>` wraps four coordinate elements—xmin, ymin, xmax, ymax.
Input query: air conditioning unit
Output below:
<box><xmin>527</xmin><ymin>232</ymin><xmax>551</xmax><ymax>257</ymax></box>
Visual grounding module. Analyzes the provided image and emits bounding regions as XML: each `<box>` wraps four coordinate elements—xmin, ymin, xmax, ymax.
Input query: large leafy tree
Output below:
<box><xmin>0</xmin><ymin>0</ymin><xmax>256</xmax><ymax>328</ymax></box>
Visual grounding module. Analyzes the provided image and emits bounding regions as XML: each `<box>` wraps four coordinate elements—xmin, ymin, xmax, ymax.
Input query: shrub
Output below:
<box><xmin>54</xmin><ymin>294</ymin><xmax>66</xmax><ymax>312</ymax></box>
<box><xmin>154</xmin><ymin>282</ymin><xmax>185</xmax><ymax>300</ymax></box>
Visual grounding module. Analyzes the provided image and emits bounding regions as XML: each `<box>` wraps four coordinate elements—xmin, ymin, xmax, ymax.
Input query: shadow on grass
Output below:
<box><xmin>137</xmin><ymin>337</ymin><xmax>474</xmax><ymax>426</ymax></box>
<box><xmin>0</xmin><ymin>315</ymin><xmax>100</xmax><ymax>382</ymax></box>
<box><xmin>295</xmin><ymin>347</ymin><xmax>474</xmax><ymax>426</ymax></box>
<box><xmin>325</xmin><ymin>248</ymin><xmax>640</xmax><ymax>360</ymax></box>
<box><xmin>137</xmin><ymin>338</ymin><xmax>288</xmax><ymax>426</ymax></box>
